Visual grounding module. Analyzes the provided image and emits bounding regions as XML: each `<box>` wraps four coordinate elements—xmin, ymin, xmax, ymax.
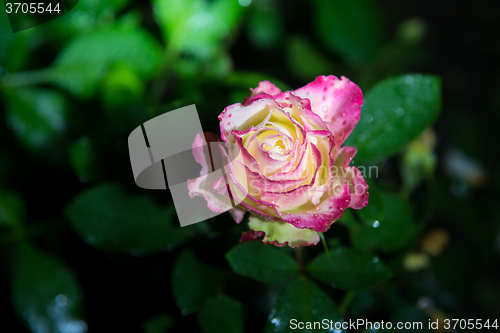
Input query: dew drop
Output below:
<box><xmin>396</xmin><ymin>108</ymin><xmax>405</xmax><ymax>117</ymax></box>
<box><xmin>372</xmin><ymin>220</ymin><xmax>380</xmax><ymax>228</ymax></box>
<box><xmin>405</xmin><ymin>75</ymin><xmax>415</xmax><ymax>85</ymax></box>
<box><xmin>271</xmin><ymin>317</ymin><xmax>281</xmax><ymax>326</ymax></box>
<box><xmin>55</xmin><ymin>294</ymin><xmax>67</xmax><ymax>307</ymax></box>
<box><xmin>364</xmin><ymin>114</ymin><xmax>374</xmax><ymax>123</ymax></box>
<box><xmin>373</xmin><ymin>257</ymin><xmax>379</xmax><ymax>263</ymax></box>
<box><xmin>315</xmin><ymin>207</ymin><xmax>320</xmax><ymax>211</ymax></box>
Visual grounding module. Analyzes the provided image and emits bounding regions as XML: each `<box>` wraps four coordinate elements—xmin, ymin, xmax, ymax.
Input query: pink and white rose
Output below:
<box><xmin>188</xmin><ymin>75</ymin><xmax>369</xmax><ymax>247</ymax></box>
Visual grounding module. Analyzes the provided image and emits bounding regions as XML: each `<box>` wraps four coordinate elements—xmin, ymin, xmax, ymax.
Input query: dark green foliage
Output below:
<box><xmin>171</xmin><ymin>249</ymin><xmax>224</xmax><ymax>314</ymax></box>
<box><xmin>264</xmin><ymin>277</ymin><xmax>342</xmax><ymax>333</ymax></box>
<box><xmin>12</xmin><ymin>244</ymin><xmax>86</xmax><ymax>333</ymax></box>
<box><xmin>307</xmin><ymin>247</ymin><xmax>393</xmax><ymax>290</ymax></box>
<box><xmin>198</xmin><ymin>296</ymin><xmax>244</xmax><ymax>333</ymax></box>
<box><xmin>345</xmin><ymin>74</ymin><xmax>442</xmax><ymax>162</ymax></box>
<box><xmin>226</xmin><ymin>241</ymin><xmax>299</xmax><ymax>284</ymax></box>
<box><xmin>66</xmin><ymin>183</ymin><xmax>190</xmax><ymax>255</ymax></box>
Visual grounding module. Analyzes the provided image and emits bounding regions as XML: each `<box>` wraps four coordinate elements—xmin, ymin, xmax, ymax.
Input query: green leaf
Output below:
<box><xmin>66</xmin><ymin>183</ymin><xmax>189</xmax><ymax>255</ymax></box>
<box><xmin>171</xmin><ymin>249</ymin><xmax>224</xmax><ymax>314</ymax></box>
<box><xmin>307</xmin><ymin>247</ymin><xmax>392</xmax><ymax>290</ymax></box>
<box><xmin>69</xmin><ymin>137</ymin><xmax>101</xmax><ymax>183</ymax></box>
<box><xmin>357</xmin><ymin>179</ymin><xmax>385</xmax><ymax>225</ymax></box>
<box><xmin>381</xmin><ymin>305</ymin><xmax>431</xmax><ymax>332</ymax></box>
<box><xmin>43</xmin><ymin>0</ymin><xmax>131</xmax><ymax>41</ymax></box>
<box><xmin>4</xmin><ymin>88</ymin><xmax>67</xmax><ymax>151</ymax></box>
<box><xmin>226</xmin><ymin>242</ymin><xmax>299</xmax><ymax>284</ymax></box>
<box><xmin>198</xmin><ymin>296</ymin><xmax>244</xmax><ymax>333</ymax></box>
<box><xmin>313</xmin><ymin>0</ymin><xmax>385</xmax><ymax>64</ymax></box>
<box><xmin>247</xmin><ymin>5</ymin><xmax>284</xmax><ymax>49</ymax></box>
<box><xmin>350</xmin><ymin>193</ymin><xmax>414</xmax><ymax>253</ymax></box>
<box><xmin>287</xmin><ymin>36</ymin><xmax>333</xmax><ymax>81</ymax></box>
<box><xmin>345</xmin><ymin>74</ymin><xmax>442</xmax><ymax>161</ymax></box>
<box><xmin>153</xmin><ymin>0</ymin><xmax>244</xmax><ymax>58</ymax></box>
<box><xmin>264</xmin><ymin>276</ymin><xmax>342</xmax><ymax>333</ymax></box>
<box><xmin>12</xmin><ymin>243</ymin><xmax>87</xmax><ymax>333</ymax></box>
<box><xmin>101</xmin><ymin>64</ymin><xmax>145</xmax><ymax>107</ymax></box>
<box><xmin>0</xmin><ymin>190</ymin><xmax>24</xmax><ymax>227</ymax></box>
<box><xmin>143</xmin><ymin>314</ymin><xmax>174</xmax><ymax>333</ymax></box>
<box><xmin>336</xmin><ymin>209</ymin><xmax>358</xmax><ymax>227</ymax></box>
<box><xmin>52</xmin><ymin>25</ymin><xmax>162</xmax><ymax>97</ymax></box>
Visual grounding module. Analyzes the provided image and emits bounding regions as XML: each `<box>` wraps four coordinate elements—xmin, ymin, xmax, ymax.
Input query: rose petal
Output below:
<box><xmin>233</xmin><ymin>160</ymin><xmax>310</xmax><ymax>195</ymax></box>
<box><xmin>277</xmin><ymin>183</ymin><xmax>351</xmax><ymax>232</ymax></box>
<box><xmin>273</xmin><ymin>91</ymin><xmax>312</xmax><ymax>110</ymax></box>
<box><xmin>293</xmin><ymin>75</ymin><xmax>363</xmax><ymax>155</ymax></box>
<box><xmin>239</xmin><ymin>229</ymin><xmax>266</xmax><ymax>242</ymax></box>
<box><xmin>187</xmin><ymin>174</ymin><xmax>233</xmax><ymax>213</ymax></box>
<box><xmin>219</xmin><ymin>100</ymin><xmax>275</xmax><ymax>143</ymax></box>
<box><xmin>333</xmin><ymin>146</ymin><xmax>369</xmax><ymax>209</ymax></box>
<box><xmin>243</xmin><ymin>216</ymin><xmax>320</xmax><ymax>248</ymax></box>
<box><xmin>226</xmin><ymin>173</ymin><xmax>281</xmax><ymax>221</ymax></box>
<box><xmin>229</xmin><ymin>206</ymin><xmax>246</xmax><ymax>224</ymax></box>
<box><xmin>335</xmin><ymin>146</ymin><xmax>358</xmax><ymax>168</ymax></box>
<box><xmin>344</xmin><ymin>166</ymin><xmax>369</xmax><ymax>209</ymax></box>
<box><xmin>260</xmin><ymin>143</ymin><xmax>323</xmax><ymax>211</ymax></box>
<box><xmin>246</xmin><ymin>81</ymin><xmax>282</xmax><ymax>99</ymax></box>
<box><xmin>188</xmin><ymin>133</ymin><xmax>234</xmax><ymax>214</ymax></box>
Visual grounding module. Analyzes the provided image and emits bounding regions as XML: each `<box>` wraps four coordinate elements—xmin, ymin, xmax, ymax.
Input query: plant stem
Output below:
<box><xmin>339</xmin><ymin>290</ymin><xmax>356</xmax><ymax>318</ymax></box>
<box><xmin>319</xmin><ymin>233</ymin><xmax>331</xmax><ymax>262</ymax></box>
<box><xmin>295</xmin><ymin>247</ymin><xmax>304</xmax><ymax>273</ymax></box>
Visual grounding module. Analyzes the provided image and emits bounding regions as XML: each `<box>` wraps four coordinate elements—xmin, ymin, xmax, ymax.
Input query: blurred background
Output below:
<box><xmin>1</xmin><ymin>0</ymin><xmax>499</xmax><ymax>332</ymax></box>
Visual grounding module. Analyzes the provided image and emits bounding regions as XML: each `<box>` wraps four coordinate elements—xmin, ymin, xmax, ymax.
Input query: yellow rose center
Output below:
<box><xmin>263</xmin><ymin>139</ymin><xmax>287</xmax><ymax>154</ymax></box>
<box><xmin>273</xmin><ymin>140</ymin><xmax>286</xmax><ymax>154</ymax></box>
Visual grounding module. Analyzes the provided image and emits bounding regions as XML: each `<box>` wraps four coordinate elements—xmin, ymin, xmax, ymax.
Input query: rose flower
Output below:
<box><xmin>188</xmin><ymin>76</ymin><xmax>369</xmax><ymax>247</ymax></box>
